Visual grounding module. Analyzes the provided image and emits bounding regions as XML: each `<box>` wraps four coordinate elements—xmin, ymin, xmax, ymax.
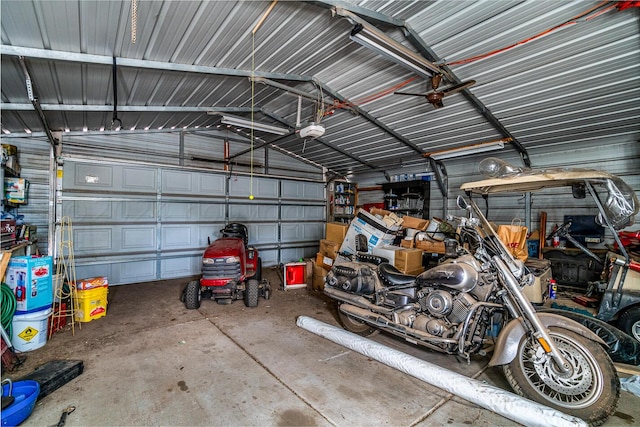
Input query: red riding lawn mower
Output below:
<box><xmin>183</xmin><ymin>223</ymin><xmax>271</xmax><ymax>309</ymax></box>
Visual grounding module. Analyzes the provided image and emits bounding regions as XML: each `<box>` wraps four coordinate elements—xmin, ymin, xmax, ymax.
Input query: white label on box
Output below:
<box><xmin>85</xmin><ymin>175</ymin><xmax>99</xmax><ymax>183</ymax></box>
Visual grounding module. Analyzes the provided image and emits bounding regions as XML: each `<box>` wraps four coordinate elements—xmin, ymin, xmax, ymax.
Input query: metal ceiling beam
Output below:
<box><xmin>312</xmin><ymin>1</ymin><xmax>404</xmax><ymax>27</ymax></box>
<box><xmin>2</xmin><ymin>103</ymin><xmax>257</xmax><ymax>113</ymax></box>
<box><xmin>18</xmin><ymin>56</ymin><xmax>59</xmax><ymax>147</ymax></box>
<box><xmin>1</xmin><ymin>45</ymin><xmax>312</xmax><ymax>81</ymax></box>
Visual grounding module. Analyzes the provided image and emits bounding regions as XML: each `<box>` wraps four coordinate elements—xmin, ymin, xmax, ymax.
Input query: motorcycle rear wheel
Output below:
<box><xmin>503</xmin><ymin>327</ymin><xmax>619</xmax><ymax>426</ymax></box>
<box><xmin>337</xmin><ymin>303</ymin><xmax>379</xmax><ymax>337</ymax></box>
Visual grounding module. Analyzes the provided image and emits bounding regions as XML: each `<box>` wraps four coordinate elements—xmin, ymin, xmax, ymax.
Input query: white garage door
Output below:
<box><xmin>58</xmin><ymin>157</ymin><xmax>325</xmax><ymax>285</ymax></box>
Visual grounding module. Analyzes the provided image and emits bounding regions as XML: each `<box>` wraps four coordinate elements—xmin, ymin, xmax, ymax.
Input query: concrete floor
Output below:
<box><xmin>5</xmin><ymin>267</ymin><xmax>640</xmax><ymax>426</ymax></box>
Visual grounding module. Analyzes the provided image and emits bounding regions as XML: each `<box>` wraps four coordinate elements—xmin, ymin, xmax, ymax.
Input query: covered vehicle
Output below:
<box><xmin>460</xmin><ymin>158</ymin><xmax>640</xmax><ymax>340</ymax></box>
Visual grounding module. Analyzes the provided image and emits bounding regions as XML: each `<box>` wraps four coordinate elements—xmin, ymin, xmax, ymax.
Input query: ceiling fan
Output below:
<box><xmin>394</xmin><ymin>74</ymin><xmax>476</xmax><ymax>109</ymax></box>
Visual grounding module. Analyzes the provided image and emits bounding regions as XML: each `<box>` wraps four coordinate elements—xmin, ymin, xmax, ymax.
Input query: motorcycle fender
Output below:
<box><xmin>488</xmin><ymin>312</ymin><xmax>607</xmax><ymax>367</ymax></box>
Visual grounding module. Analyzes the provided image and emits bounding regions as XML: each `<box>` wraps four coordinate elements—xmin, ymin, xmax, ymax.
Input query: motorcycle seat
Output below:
<box><xmin>379</xmin><ymin>263</ymin><xmax>416</xmax><ymax>287</ymax></box>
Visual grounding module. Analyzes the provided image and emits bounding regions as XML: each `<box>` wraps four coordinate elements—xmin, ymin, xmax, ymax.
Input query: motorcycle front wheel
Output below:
<box><xmin>503</xmin><ymin>327</ymin><xmax>619</xmax><ymax>426</ymax></box>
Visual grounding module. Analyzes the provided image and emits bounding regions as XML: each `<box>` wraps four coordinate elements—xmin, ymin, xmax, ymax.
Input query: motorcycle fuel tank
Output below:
<box><xmin>416</xmin><ymin>259</ymin><xmax>478</xmax><ymax>292</ymax></box>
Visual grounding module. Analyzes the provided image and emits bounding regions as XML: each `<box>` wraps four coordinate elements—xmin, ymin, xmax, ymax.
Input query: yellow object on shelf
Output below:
<box><xmin>74</xmin><ymin>286</ymin><xmax>108</xmax><ymax>322</ymax></box>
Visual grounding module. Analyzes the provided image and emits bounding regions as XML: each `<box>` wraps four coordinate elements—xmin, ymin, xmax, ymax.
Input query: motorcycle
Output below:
<box><xmin>324</xmin><ymin>195</ymin><xmax>620</xmax><ymax>426</ymax></box>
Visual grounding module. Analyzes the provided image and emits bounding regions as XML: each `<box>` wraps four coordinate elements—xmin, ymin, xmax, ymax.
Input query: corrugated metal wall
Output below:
<box><xmin>1</xmin><ymin>136</ymin><xmax>52</xmax><ymax>255</ymax></box>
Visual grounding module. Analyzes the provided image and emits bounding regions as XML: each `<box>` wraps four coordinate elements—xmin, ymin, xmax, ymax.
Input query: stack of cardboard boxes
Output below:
<box><xmin>312</xmin><ymin>222</ymin><xmax>349</xmax><ymax>291</ymax></box>
<box><xmin>312</xmin><ymin>209</ymin><xmax>447</xmax><ymax>290</ymax></box>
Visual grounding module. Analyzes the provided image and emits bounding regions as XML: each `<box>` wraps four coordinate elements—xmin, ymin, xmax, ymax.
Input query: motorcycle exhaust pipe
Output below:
<box><xmin>339</xmin><ymin>304</ymin><xmax>457</xmax><ymax>345</ymax></box>
<box><xmin>297</xmin><ymin>316</ymin><xmax>587</xmax><ymax>427</ymax></box>
<box><xmin>324</xmin><ymin>286</ymin><xmax>392</xmax><ymax>315</ymax></box>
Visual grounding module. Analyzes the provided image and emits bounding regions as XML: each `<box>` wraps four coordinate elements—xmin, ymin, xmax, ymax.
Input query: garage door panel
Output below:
<box><xmin>198</xmin><ymin>173</ymin><xmax>226</xmax><ymax>195</ymax></box>
<box><xmin>162</xmin><ymin>170</ymin><xmax>193</xmax><ymax>193</ymax></box>
<box><xmin>161</xmin><ymin>202</ymin><xmax>225</xmax><ymax>221</ymax></box>
<box><xmin>122</xmin><ymin>201</ymin><xmax>156</xmax><ymax>220</ymax></box>
<box><xmin>120</xmin><ymin>260</ymin><xmax>157</xmax><ymax>283</ymax></box>
<box><xmin>64</xmin><ymin>200</ymin><xmax>114</xmax><ymax>220</ymax></box>
<box><xmin>122</xmin><ymin>167</ymin><xmax>157</xmax><ymax>191</ymax></box>
<box><xmin>198</xmin><ymin>203</ymin><xmax>225</xmax><ymax>220</ymax></box>
<box><xmin>258</xmin><ymin>249</ymin><xmax>278</xmax><ymax>266</ymax></box>
<box><xmin>281</xmin><ymin>205</ymin><xmax>324</xmax><ymax>220</ymax></box>
<box><xmin>253</xmin><ymin>223</ymin><xmax>278</xmax><ymax>244</ymax></box>
<box><xmin>228</xmin><ymin>203</ymin><xmax>278</xmax><ymax>221</ymax></box>
<box><xmin>73</xmin><ymin>225</ymin><xmax>157</xmax><ymax>255</ymax></box>
<box><xmin>161</xmin><ymin>256</ymin><xmax>199</xmax><ymax>279</ymax></box>
<box><xmin>123</xmin><ymin>227</ymin><xmax>157</xmax><ymax>250</ymax></box>
<box><xmin>229</xmin><ymin>176</ymin><xmax>278</xmax><ymax>199</ymax></box>
<box><xmin>161</xmin><ymin>169</ymin><xmax>226</xmax><ymax>196</ymax></box>
<box><xmin>161</xmin><ymin>225</ymin><xmax>193</xmax><ymax>249</ymax></box>
<box><xmin>281</xmin><ymin>181</ymin><xmax>325</xmax><ymax>200</ymax></box>
<box><xmin>64</xmin><ymin>200</ymin><xmax>157</xmax><ymax>222</ymax></box>
<box><xmin>281</xmin><ymin>222</ymin><xmax>324</xmax><ymax>242</ymax></box>
<box><xmin>75</xmin><ymin>264</ymin><xmax>113</xmax><ymax>284</ymax></box>
<box><xmin>64</xmin><ymin>162</ymin><xmax>158</xmax><ymax>193</ymax></box>
<box><xmin>72</xmin><ymin>164</ymin><xmax>113</xmax><ymax>188</ymax></box>
<box><xmin>74</xmin><ymin>227</ymin><xmax>113</xmax><ymax>252</ymax></box>
<box><xmin>198</xmin><ymin>224</ymin><xmax>223</xmax><ymax>246</ymax></box>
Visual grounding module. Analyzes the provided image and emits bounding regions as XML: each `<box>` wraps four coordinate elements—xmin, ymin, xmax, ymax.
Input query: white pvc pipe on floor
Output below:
<box><xmin>296</xmin><ymin>316</ymin><xmax>587</xmax><ymax>427</ymax></box>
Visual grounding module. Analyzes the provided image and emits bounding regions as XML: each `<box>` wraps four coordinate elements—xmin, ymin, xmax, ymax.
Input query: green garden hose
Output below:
<box><xmin>1</xmin><ymin>282</ymin><xmax>17</xmax><ymax>337</ymax></box>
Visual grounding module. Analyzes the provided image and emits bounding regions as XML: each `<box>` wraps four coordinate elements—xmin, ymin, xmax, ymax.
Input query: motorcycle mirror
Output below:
<box><xmin>572</xmin><ymin>183</ymin><xmax>586</xmax><ymax>199</ymax></box>
<box><xmin>456</xmin><ymin>195</ymin><xmax>469</xmax><ymax>210</ymax></box>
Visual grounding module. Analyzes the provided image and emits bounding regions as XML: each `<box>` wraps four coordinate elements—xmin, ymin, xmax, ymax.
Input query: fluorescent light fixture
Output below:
<box><xmin>425</xmin><ymin>140</ymin><xmax>507</xmax><ymax>161</ymax></box>
<box><xmin>209</xmin><ymin>113</ymin><xmax>290</xmax><ymax>136</ymax></box>
<box><xmin>350</xmin><ymin>22</ymin><xmax>441</xmax><ymax>79</ymax></box>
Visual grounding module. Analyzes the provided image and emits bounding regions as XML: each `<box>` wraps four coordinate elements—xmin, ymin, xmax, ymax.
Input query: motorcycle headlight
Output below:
<box><xmin>226</xmin><ymin>256</ymin><xmax>241</xmax><ymax>264</ymax></box>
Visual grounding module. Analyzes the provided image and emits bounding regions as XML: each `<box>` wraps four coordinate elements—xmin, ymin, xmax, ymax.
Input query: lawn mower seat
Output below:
<box><xmin>221</xmin><ymin>223</ymin><xmax>248</xmax><ymax>245</ymax></box>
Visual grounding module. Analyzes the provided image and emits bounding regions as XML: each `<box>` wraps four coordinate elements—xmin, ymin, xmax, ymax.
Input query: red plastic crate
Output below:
<box><xmin>284</xmin><ymin>262</ymin><xmax>307</xmax><ymax>290</ymax></box>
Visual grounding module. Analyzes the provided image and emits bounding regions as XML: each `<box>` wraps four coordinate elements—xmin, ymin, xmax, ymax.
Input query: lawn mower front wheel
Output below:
<box><xmin>185</xmin><ymin>280</ymin><xmax>201</xmax><ymax>309</ymax></box>
<box><xmin>244</xmin><ymin>279</ymin><xmax>259</xmax><ymax>307</ymax></box>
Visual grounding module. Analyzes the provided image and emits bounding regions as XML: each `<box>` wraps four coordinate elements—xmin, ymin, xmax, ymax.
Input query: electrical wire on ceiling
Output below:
<box><xmin>444</xmin><ymin>1</ymin><xmax>623</xmax><ymax>67</ymax></box>
<box><xmin>312</xmin><ymin>78</ymin><xmax>326</xmax><ymax>124</ymax></box>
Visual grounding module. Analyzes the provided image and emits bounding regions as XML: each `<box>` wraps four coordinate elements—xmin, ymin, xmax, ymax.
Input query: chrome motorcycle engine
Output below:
<box><xmin>413</xmin><ymin>289</ymin><xmax>478</xmax><ymax>336</ymax></box>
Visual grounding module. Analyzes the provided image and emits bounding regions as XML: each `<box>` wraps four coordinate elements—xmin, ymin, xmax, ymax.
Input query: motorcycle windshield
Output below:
<box><xmin>461</xmin><ymin>165</ymin><xmax>639</xmax><ymax>230</ymax></box>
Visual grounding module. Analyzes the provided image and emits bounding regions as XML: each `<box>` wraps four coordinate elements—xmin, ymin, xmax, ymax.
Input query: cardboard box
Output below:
<box><xmin>76</xmin><ymin>276</ymin><xmax>109</xmax><ymax>290</ymax></box>
<box><xmin>5</xmin><ymin>256</ymin><xmax>53</xmax><ymax>313</ymax></box>
<box><xmin>416</xmin><ymin>240</ymin><xmax>446</xmax><ymax>254</ymax></box>
<box><xmin>400</xmin><ymin>238</ymin><xmax>415</xmax><ymax>248</ymax></box>
<box><xmin>305</xmin><ymin>259</ymin><xmax>314</xmax><ymax>285</ymax></box>
<box><xmin>316</xmin><ymin>252</ymin><xmax>334</xmax><ymax>271</ymax></box>
<box><xmin>395</xmin><ymin>248</ymin><xmax>423</xmax><ymax>272</ymax></box>
<box><xmin>312</xmin><ymin>264</ymin><xmax>328</xmax><ymax>291</ymax></box>
<box><xmin>326</xmin><ymin>222</ymin><xmax>349</xmax><ymax>244</ymax></box>
<box><xmin>319</xmin><ymin>239</ymin><xmax>340</xmax><ymax>259</ymax></box>
<box><xmin>372</xmin><ymin>244</ymin><xmax>404</xmax><ymax>264</ymax></box>
<box><xmin>339</xmin><ymin>209</ymin><xmax>400</xmax><ymax>256</ymax></box>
